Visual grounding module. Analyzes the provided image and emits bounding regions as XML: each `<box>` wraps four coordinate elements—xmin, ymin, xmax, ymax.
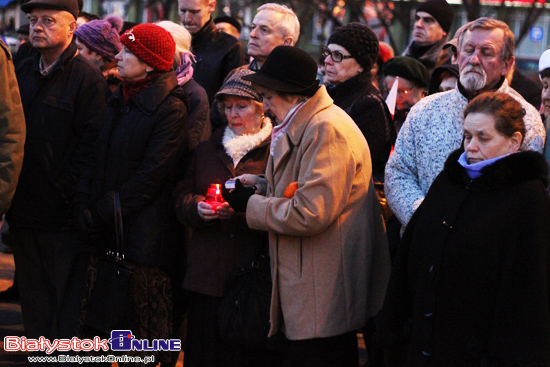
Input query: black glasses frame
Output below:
<box><xmin>321</xmin><ymin>47</ymin><xmax>354</xmax><ymax>63</ymax></box>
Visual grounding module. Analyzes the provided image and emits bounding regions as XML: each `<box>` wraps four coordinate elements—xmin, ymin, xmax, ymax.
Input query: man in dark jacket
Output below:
<box><xmin>178</xmin><ymin>0</ymin><xmax>245</xmax><ymax>104</ymax></box>
<box><xmin>8</xmin><ymin>0</ymin><xmax>108</xmax><ymax>341</ymax></box>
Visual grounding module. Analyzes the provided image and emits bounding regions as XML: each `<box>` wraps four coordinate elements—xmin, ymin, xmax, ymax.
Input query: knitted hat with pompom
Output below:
<box><xmin>74</xmin><ymin>15</ymin><xmax>123</xmax><ymax>62</ymax></box>
<box><xmin>120</xmin><ymin>23</ymin><xmax>175</xmax><ymax>72</ymax></box>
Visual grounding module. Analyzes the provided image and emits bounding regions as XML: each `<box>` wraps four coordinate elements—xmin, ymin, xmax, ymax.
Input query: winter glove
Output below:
<box><xmin>221</xmin><ymin>179</ymin><xmax>255</xmax><ymax>213</ymax></box>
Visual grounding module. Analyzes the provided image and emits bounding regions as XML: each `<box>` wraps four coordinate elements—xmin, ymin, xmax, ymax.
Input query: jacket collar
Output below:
<box><xmin>33</xmin><ymin>40</ymin><xmax>78</xmax><ymax>78</ymax></box>
<box><xmin>191</xmin><ymin>18</ymin><xmax>215</xmax><ymax>48</ymax></box>
<box><xmin>110</xmin><ymin>72</ymin><xmax>179</xmax><ymax>114</ymax></box>
<box><xmin>284</xmin><ymin>85</ymin><xmax>333</xmax><ymax>147</ymax></box>
<box><xmin>327</xmin><ymin>72</ymin><xmax>378</xmax><ymax>102</ymax></box>
<box><xmin>457</xmin><ymin>76</ymin><xmax>507</xmax><ymax>101</ymax></box>
<box><xmin>445</xmin><ymin>148</ymin><xmax>549</xmax><ymax>189</ymax></box>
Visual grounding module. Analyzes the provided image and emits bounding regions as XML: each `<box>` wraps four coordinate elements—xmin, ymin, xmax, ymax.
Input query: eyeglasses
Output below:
<box><xmin>321</xmin><ymin>47</ymin><xmax>354</xmax><ymax>63</ymax></box>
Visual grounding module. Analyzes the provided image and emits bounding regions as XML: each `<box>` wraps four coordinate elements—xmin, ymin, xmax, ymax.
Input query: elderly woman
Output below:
<box><xmin>224</xmin><ymin>46</ymin><xmax>391</xmax><ymax>367</ymax></box>
<box><xmin>376</xmin><ymin>92</ymin><xmax>550</xmax><ymax>366</ymax></box>
<box><xmin>74</xmin><ymin>24</ymin><xmax>187</xmax><ymax>364</ymax></box>
<box><xmin>74</xmin><ymin>15</ymin><xmax>123</xmax><ymax>92</ymax></box>
<box><xmin>323</xmin><ymin>22</ymin><xmax>395</xmax><ymax>184</ymax></box>
<box><xmin>173</xmin><ymin>69</ymin><xmax>273</xmax><ymax>367</ymax></box>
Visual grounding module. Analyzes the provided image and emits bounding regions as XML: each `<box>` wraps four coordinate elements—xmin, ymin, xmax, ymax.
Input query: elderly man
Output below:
<box><xmin>178</xmin><ymin>0</ymin><xmax>245</xmax><ymax>104</ymax></box>
<box><xmin>385</xmin><ymin>17</ymin><xmax>545</xmax><ymax>228</ymax></box>
<box><xmin>210</xmin><ymin>3</ymin><xmax>300</xmax><ymax>131</ymax></box>
<box><xmin>247</xmin><ymin>3</ymin><xmax>300</xmax><ymax>70</ymax></box>
<box><xmin>9</xmin><ymin>0</ymin><xmax>107</xmax><ymax>341</ymax></box>
<box><xmin>382</xmin><ymin>56</ymin><xmax>430</xmax><ymax>133</ymax></box>
<box><xmin>402</xmin><ymin>0</ymin><xmax>454</xmax><ymax>73</ymax></box>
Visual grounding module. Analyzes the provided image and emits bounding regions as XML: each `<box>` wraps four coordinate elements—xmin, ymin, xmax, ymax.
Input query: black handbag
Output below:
<box><xmin>85</xmin><ymin>191</ymin><xmax>134</xmax><ymax>334</ymax></box>
<box><xmin>218</xmin><ymin>241</ymin><xmax>272</xmax><ymax>347</ymax></box>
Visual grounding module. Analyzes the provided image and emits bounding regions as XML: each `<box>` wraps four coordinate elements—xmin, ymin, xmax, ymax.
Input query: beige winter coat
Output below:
<box><xmin>246</xmin><ymin>86</ymin><xmax>391</xmax><ymax>340</ymax></box>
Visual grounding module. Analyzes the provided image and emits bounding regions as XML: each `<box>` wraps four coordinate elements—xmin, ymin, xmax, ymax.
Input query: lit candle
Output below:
<box><xmin>205</xmin><ymin>183</ymin><xmax>225</xmax><ymax>212</ymax></box>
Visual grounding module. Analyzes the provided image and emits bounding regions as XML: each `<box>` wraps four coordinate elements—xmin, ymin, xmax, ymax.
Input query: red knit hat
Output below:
<box><xmin>120</xmin><ymin>23</ymin><xmax>175</xmax><ymax>72</ymax></box>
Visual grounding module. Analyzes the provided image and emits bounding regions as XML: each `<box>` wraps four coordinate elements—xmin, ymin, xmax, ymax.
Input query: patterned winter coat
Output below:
<box><xmin>385</xmin><ymin>79</ymin><xmax>545</xmax><ymax>226</ymax></box>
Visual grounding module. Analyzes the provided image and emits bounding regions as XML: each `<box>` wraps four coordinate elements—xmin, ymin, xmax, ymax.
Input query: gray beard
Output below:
<box><xmin>460</xmin><ymin>71</ymin><xmax>487</xmax><ymax>92</ymax></box>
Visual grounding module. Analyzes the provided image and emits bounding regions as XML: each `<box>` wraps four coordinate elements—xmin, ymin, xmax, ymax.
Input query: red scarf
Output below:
<box><xmin>121</xmin><ymin>72</ymin><xmax>163</xmax><ymax>104</ymax></box>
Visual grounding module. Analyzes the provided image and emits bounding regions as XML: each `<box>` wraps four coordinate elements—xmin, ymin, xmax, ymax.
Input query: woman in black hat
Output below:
<box><xmin>224</xmin><ymin>45</ymin><xmax>391</xmax><ymax>367</ymax></box>
<box><xmin>323</xmin><ymin>22</ymin><xmax>395</xmax><ymax>186</ymax></box>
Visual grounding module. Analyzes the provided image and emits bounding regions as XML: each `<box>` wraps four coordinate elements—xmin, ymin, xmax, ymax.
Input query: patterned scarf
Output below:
<box><xmin>121</xmin><ymin>72</ymin><xmax>163</xmax><ymax>104</ymax></box>
<box><xmin>175</xmin><ymin>52</ymin><xmax>195</xmax><ymax>86</ymax></box>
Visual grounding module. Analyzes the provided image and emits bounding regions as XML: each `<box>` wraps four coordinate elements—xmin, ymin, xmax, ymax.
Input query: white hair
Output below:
<box><xmin>256</xmin><ymin>3</ymin><xmax>300</xmax><ymax>45</ymax></box>
<box><xmin>156</xmin><ymin>20</ymin><xmax>192</xmax><ymax>66</ymax></box>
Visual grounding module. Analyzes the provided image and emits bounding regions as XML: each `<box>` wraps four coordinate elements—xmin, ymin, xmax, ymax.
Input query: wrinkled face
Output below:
<box><xmin>248</xmin><ymin>9</ymin><xmax>291</xmax><ymax>65</ymax></box>
<box><xmin>463</xmin><ymin>112</ymin><xmax>520</xmax><ymax>164</ymax></box>
<box><xmin>458</xmin><ymin>28</ymin><xmax>513</xmax><ymax>93</ymax></box>
<box><xmin>28</xmin><ymin>8</ymin><xmax>75</xmax><ymax>53</ymax></box>
<box><xmin>223</xmin><ymin>96</ymin><xmax>263</xmax><ymax>136</ymax></box>
<box><xmin>323</xmin><ymin>43</ymin><xmax>363</xmax><ymax>85</ymax></box>
<box><xmin>383</xmin><ymin>76</ymin><xmax>424</xmax><ymax>111</ymax></box>
<box><xmin>178</xmin><ymin>0</ymin><xmax>215</xmax><ymax>35</ymax></box>
<box><xmin>75</xmin><ymin>38</ymin><xmax>102</xmax><ymax>67</ymax></box>
<box><xmin>255</xmin><ymin>86</ymin><xmax>297</xmax><ymax>125</ymax></box>
<box><xmin>412</xmin><ymin>11</ymin><xmax>446</xmax><ymax>46</ymax></box>
<box><xmin>115</xmin><ymin>46</ymin><xmax>148</xmax><ymax>81</ymax></box>
<box><xmin>541</xmin><ymin>76</ymin><xmax>550</xmax><ymax>119</ymax></box>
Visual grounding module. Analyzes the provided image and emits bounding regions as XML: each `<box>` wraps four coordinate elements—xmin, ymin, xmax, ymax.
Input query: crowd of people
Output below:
<box><xmin>0</xmin><ymin>0</ymin><xmax>549</xmax><ymax>365</ymax></box>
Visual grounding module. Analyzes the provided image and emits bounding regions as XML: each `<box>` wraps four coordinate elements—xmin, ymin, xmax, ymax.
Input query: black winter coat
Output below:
<box><xmin>80</xmin><ymin>72</ymin><xmax>188</xmax><ymax>273</ymax></box>
<box><xmin>173</xmin><ymin>126</ymin><xmax>270</xmax><ymax>297</ymax></box>
<box><xmin>327</xmin><ymin>73</ymin><xmax>395</xmax><ymax>182</ymax></box>
<box><xmin>9</xmin><ymin>41</ymin><xmax>108</xmax><ymax>229</ymax></box>
<box><xmin>191</xmin><ymin>18</ymin><xmax>245</xmax><ymax>104</ymax></box>
<box><xmin>376</xmin><ymin>149</ymin><xmax>550</xmax><ymax>366</ymax></box>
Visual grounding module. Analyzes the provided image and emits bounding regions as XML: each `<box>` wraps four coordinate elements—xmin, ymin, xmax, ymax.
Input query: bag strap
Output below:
<box><xmin>114</xmin><ymin>191</ymin><xmax>124</xmax><ymax>260</ymax></box>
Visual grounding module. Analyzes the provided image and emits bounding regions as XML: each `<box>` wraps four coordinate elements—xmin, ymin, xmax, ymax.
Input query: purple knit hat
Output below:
<box><xmin>75</xmin><ymin>15</ymin><xmax>123</xmax><ymax>62</ymax></box>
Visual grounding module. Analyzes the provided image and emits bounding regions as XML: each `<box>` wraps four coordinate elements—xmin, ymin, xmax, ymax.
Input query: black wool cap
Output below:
<box><xmin>383</xmin><ymin>56</ymin><xmax>430</xmax><ymax>88</ymax></box>
<box><xmin>416</xmin><ymin>0</ymin><xmax>454</xmax><ymax>34</ymax></box>
<box><xmin>327</xmin><ymin>22</ymin><xmax>379</xmax><ymax>71</ymax></box>
<box><xmin>214</xmin><ymin>15</ymin><xmax>242</xmax><ymax>33</ymax></box>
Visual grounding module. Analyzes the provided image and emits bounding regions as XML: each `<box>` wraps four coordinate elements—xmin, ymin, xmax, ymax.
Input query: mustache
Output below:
<box><xmin>461</xmin><ymin>64</ymin><xmax>486</xmax><ymax>76</ymax></box>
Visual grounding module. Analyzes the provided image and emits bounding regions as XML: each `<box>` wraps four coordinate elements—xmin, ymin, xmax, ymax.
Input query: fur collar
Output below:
<box><xmin>223</xmin><ymin>119</ymin><xmax>272</xmax><ymax>166</ymax></box>
<box><xmin>445</xmin><ymin>149</ymin><xmax>549</xmax><ymax>190</ymax></box>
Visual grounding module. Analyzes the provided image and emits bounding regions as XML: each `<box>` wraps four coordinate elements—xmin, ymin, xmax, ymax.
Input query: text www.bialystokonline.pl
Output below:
<box><xmin>27</xmin><ymin>354</ymin><xmax>155</xmax><ymax>364</ymax></box>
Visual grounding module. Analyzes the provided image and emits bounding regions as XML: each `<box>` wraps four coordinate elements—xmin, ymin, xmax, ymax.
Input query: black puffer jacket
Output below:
<box><xmin>327</xmin><ymin>73</ymin><xmax>395</xmax><ymax>183</ymax></box>
<box><xmin>80</xmin><ymin>72</ymin><xmax>188</xmax><ymax>273</ymax></box>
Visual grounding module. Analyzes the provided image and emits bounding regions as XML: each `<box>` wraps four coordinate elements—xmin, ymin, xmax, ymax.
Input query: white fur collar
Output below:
<box><xmin>223</xmin><ymin>119</ymin><xmax>272</xmax><ymax>167</ymax></box>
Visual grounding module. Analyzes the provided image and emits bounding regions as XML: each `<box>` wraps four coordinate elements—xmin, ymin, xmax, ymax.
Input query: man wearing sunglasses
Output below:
<box><xmin>402</xmin><ymin>0</ymin><xmax>454</xmax><ymax>73</ymax></box>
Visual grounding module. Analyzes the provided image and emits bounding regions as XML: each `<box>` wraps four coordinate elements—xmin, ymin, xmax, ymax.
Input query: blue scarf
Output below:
<box><xmin>458</xmin><ymin>152</ymin><xmax>511</xmax><ymax>179</ymax></box>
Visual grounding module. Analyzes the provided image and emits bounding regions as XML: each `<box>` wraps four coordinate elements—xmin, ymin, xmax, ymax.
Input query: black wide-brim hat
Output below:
<box><xmin>243</xmin><ymin>45</ymin><xmax>320</xmax><ymax>97</ymax></box>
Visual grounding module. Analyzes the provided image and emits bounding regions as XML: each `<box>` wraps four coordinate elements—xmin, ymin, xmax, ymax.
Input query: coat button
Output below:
<box><xmin>428</xmin><ymin>265</ymin><xmax>434</xmax><ymax>273</ymax></box>
<box><xmin>421</xmin><ymin>350</ymin><xmax>432</xmax><ymax>357</ymax></box>
<box><xmin>424</xmin><ymin>312</ymin><xmax>433</xmax><ymax>319</ymax></box>
<box><xmin>122</xmin><ymin>106</ymin><xmax>130</xmax><ymax>113</ymax></box>
<box><xmin>229</xmin><ymin>233</ymin><xmax>235</xmax><ymax>239</ymax></box>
